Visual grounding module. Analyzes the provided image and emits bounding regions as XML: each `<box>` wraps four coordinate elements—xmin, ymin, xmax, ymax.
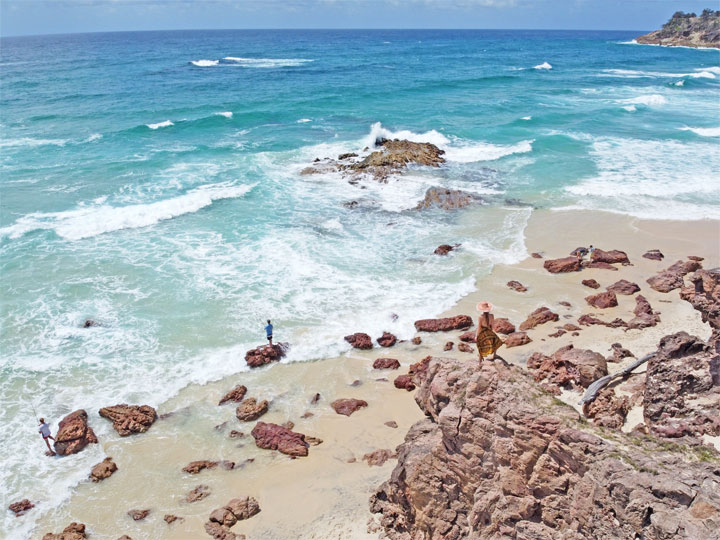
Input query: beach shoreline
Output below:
<box><xmin>24</xmin><ymin>209</ymin><xmax>720</xmax><ymax>540</ymax></box>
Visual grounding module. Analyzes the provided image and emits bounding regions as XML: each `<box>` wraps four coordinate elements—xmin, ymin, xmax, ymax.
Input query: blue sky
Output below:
<box><xmin>1</xmin><ymin>0</ymin><xmax>714</xmax><ymax>37</ymax></box>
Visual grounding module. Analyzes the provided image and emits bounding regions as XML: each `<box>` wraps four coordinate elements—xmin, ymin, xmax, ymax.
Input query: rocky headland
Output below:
<box><xmin>636</xmin><ymin>9</ymin><xmax>720</xmax><ymax>48</ymax></box>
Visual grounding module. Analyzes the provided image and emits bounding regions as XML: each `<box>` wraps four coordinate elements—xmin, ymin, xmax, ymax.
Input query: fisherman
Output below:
<box><xmin>588</xmin><ymin>245</ymin><xmax>596</xmax><ymax>260</ymax></box>
<box><xmin>38</xmin><ymin>418</ymin><xmax>56</xmax><ymax>456</ymax></box>
<box><xmin>265</xmin><ymin>319</ymin><xmax>273</xmax><ymax>346</ymax></box>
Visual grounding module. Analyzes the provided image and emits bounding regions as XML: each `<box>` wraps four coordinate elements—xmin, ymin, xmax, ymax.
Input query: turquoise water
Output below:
<box><xmin>1</xmin><ymin>30</ymin><xmax>719</xmax><ymax>537</ymax></box>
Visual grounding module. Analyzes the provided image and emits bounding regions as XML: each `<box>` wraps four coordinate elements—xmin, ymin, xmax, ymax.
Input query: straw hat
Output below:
<box><xmin>476</xmin><ymin>301</ymin><xmax>493</xmax><ymax>312</ymax></box>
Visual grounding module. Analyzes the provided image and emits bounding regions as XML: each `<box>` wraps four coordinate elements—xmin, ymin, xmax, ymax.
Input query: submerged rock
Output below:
<box><xmin>127</xmin><ymin>509</ymin><xmax>150</xmax><ymax>521</ymax></box>
<box><xmin>186</xmin><ymin>484</ymin><xmax>211</xmax><ymax>503</ymax></box>
<box><xmin>506</xmin><ymin>280</ymin><xmax>527</xmax><ymax>292</ymax></box>
<box><xmin>53</xmin><ymin>410</ymin><xmax>98</xmax><ymax>456</ymax></box>
<box><xmin>416</xmin><ymin>187</ymin><xmax>480</xmax><ymax>210</ymax></box>
<box><xmin>218</xmin><ymin>385</ymin><xmax>247</xmax><ymax>406</ymax></box>
<box><xmin>8</xmin><ymin>499</ymin><xmax>34</xmax><ymax>517</ymax></box>
<box><xmin>98</xmin><ymin>404</ymin><xmax>157</xmax><ymax>436</ymax></box>
<box><xmin>344</xmin><ymin>332</ymin><xmax>373</xmax><ymax>349</ymax></box>
<box><xmin>433</xmin><ymin>244</ymin><xmax>456</xmax><ymax>256</ymax></box>
<box><xmin>235</xmin><ymin>398</ymin><xmax>268</xmax><ymax>422</ymax></box>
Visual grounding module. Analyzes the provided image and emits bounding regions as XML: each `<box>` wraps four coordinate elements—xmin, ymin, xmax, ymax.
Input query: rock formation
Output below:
<box><xmin>606</xmin><ymin>279</ymin><xmax>640</xmax><ymax>295</ymax></box>
<box><xmin>244</xmin><ymin>343</ymin><xmax>288</xmax><ymax>368</ymax></box>
<box><xmin>90</xmin><ymin>457</ymin><xmax>117</xmax><ymax>482</ymax></box>
<box><xmin>53</xmin><ymin>410</ymin><xmax>98</xmax><ymax>456</ymax></box>
<box><xmin>235</xmin><ymin>398</ymin><xmax>268</xmax><ymax>422</ymax></box>
<box><xmin>98</xmin><ymin>404</ymin><xmax>157</xmax><ymax>436</ymax></box>
<box><xmin>370</xmin><ymin>357</ymin><xmax>720</xmax><ymax>540</ymax></box>
<box><xmin>503</xmin><ymin>331</ymin><xmax>531</xmax><ymax>348</ymax></box>
<box><xmin>414</xmin><ymin>315</ymin><xmax>473</xmax><ymax>332</ymax></box>
<box><xmin>331</xmin><ymin>398</ymin><xmax>368</xmax><ymax>416</ymax></box>
<box><xmin>373</xmin><ymin>358</ymin><xmax>401</xmax><ymax>370</ymax></box>
<box><xmin>636</xmin><ymin>9</ymin><xmax>720</xmax><ymax>48</ymax></box>
<box><xmin>41</xmin><ymin>523</ymin><xmax>87</xmax><ymax>540</ymax></box>
<box><xmin>681</xmin><ymin>268</ymin><xmax>720</xmax><ymax>344</ymax></box>
<box><xmin>344</xmin><ymin>332</ymin><xmax>373</xmax><ymax>349</ymax></box>
<box><xmin>218</xmin><ymin>385</ymin><xmax>247</xmax><ymax>405</ymax></box>
<box><xmin>591</xmin><ymin>248</ymin><xmax>630</xmax><ymax>265</ymax></box>
<box><xmin>647</xmin><ymin>259</ymin><xmax>702</xmax><ymax>293</ymax></box>
<box><xmin>527</xmin><ymin>344</ymin><xmax>607</xmax><ymax>393</ymax></box>
<box><xmin>205</xmin><ymin>497</ymin><xmax>260</xmax><ymax>540</ymax></box>
<box><xmin>506</xmin><ymin>280</ymin><xmax>527</xmax><ymax>292</ymax></box>
<box><xmin>543</xmin><ymin>256</ymin><xmax>580</xmax><ymax>273</ymax></box>
<box><xmin>377</xmin><ymin>332</ymin><xmax>397</xmax><ymax>347</ymax></box>
<box><xmin>585</xmin><ymin>291</ymin><xmax>618</xmax><ymax>309</ymax></box>
<box><xmin>643</xmin><ymin>249</ymin><xmax>664</xmax><ymax>260</ymax></box>
<box><xmin>363</xmin><ymin>449</ymin><xmax>396</xmax><ymax>467</ymax></box>
<box><xmin>251</xmin><ymin>422</ymin><xmax>309</xmax><ymax>457</ymax></box>
<box><xmin>8</xmin><ymin>499</ymin><xmax>34</xmax><ymax>517</ymax></box>
<box><xmin>519</xmin><ymin>306</ymin><xmax>559</xmax><ymax>330</ymax></box>
<box><xmin>416</xmin><ymin>188</ymin><xmax>480</xmax><ymax>210</ymax></box>
<box><xmin>582</xmin><ymin>278</ymin><xmax>600</xmax><ymax>289</ymax></box>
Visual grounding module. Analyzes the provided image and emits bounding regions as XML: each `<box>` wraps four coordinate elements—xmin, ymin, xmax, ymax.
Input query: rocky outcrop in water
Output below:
<box><xmin>53</xmin><ymin>410</ymin><xmax>98</xmax><ymax>456</ymax></box>
<box><xmin>41</xmin><ymin>522</ymin><xmax>87</xmax><ymax>540</ymax></box>
<box><xmin>251</xmin><ymin>422</ymin><xmax>309</xmax><ymax>457</ymax></box>
<box><xmin>244</xmin><ymin>343</ymin><xmax>288</xmax><ymax>368</ymax></box>
<box><xmin>416</xmin><ymin>188</ymin><xmax>480</xmax><ymax>210</ymax></box>
<box><xmin>344</xmin><ymin>332</ymin><xmax>373</xmax><ymax>349</ymax></box>
<box><xmin>636</xmin><ymin>10</ymin><xmax>720</xmax><ymax>49</ymax></box>
<box><xmin>8</xmin><ymin>499</ymin><xmax>34</xmax><ymax>517</ymax></box>
<box><xmin>377</xmin><ymin>332</ymin><xmax>397</xmax><ymax>347</ymax></box>
<box><xmin>218</xmin><ymin>385</ymin><xmax>247</xmax><ymax>405</ymax></box>
<box><xmin>370</xmin><ymin>356</ymin><xmax>720</xmax><ymax>540</ymax></box>
<box><xmin>98</xmin><ymin>404</ymin><xmax>157</xmax><ymax>436</ymax></box>
<box><xmin>90</xmin><ymin>457</ymin><xmax>117</xmax><ymax>482</ymax></box>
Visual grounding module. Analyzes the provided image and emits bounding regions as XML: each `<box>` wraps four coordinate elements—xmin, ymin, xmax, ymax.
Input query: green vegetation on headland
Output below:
<box><xmin>636</xmin><ymin>9</ymin><xmax>720</xmax><ymax>49</ymax></box>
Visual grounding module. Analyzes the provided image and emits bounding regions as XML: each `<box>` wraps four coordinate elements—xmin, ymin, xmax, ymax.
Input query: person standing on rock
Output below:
<box><xmin>38</xmin><ymin>418</ymin><xmax>56</xmax><ymax>456</ymax></box>
<box><xmin>475</xmin><ymin>302</ymin><xmax>503</xmax><ymax>363</ymax></box>
<box><xmin>265</xmin><ymin>320</ymin><xmax>273</xmax><ymax>346</ymax></box>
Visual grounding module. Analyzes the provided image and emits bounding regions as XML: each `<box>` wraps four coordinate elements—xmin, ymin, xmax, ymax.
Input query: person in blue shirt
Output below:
<box><xmin>265</xmin><ymin>320</ymin><xmax>273</xmax><ymax>346</ymax></box>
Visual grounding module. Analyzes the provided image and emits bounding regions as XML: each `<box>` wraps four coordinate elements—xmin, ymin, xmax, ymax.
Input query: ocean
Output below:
<box><xmin>0</xmin><ymin>29</ymin><xmax>718</xmax><ymax>537</ymax></box>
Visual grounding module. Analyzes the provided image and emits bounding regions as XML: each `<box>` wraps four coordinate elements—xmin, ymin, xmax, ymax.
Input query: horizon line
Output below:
<box><xmin>1</xmin><ymin>27</ymin><xmax>647</xmax><ymax>40</ymax></box>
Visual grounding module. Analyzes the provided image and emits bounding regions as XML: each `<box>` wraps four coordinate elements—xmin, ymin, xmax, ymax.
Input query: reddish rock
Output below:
<box><xmin>563</xmin><ymin>323</ymin><xmax>581</xmax><ymax>331</ymax></box>
<box><xmin>310</xmin><ymin>393</ymin><xmax>321</xmax><ymax>405</ymax></box>
<box><xmin>90</xmin><ymin>457</ymin><xmax>117</xmax><ymax>482</ymax></box>
<box><xmin>41</xmin><ymin>522</ymin><xmax>87</xmax><ymax>540</ymax></box>
<box><xmin>53</xmin><ymin>410</ymin><xmax>98</xmax><ymax>456</ymax></box>
<box><xmin>519</xmin><ymin>307</ymin><xmax>559</xmax><ymax>331</ymax></box>
<box><xmin>504</xmin><ymin>332</ymin><xmax>531</xmax><ymax>348</ymax></box>
<box><xmin>235</xmin><ymin>398</ymin><xmax>268</xmax><ymax>422</ymax></box>
<box><xmin>548</xmin><ymin>329</ymin><xmax>566</xmax><ymax>338</ymax></box>
<box><xmin>331</xmin><ymin>398</ymin><xmax>368</xmax><ymax>416</ymax></box>
<box><xmin>394</xmin><ymin>374</ymin><xmax>415</xmax><ymax>391</ymax></box>
<box><xmin>350</xmin><ymin>379</ymin><xmax>362</xmax><ymax>387</ymax></box>
<box><xmin>543</xmin><ymin>256</ymin><xmax>580</xmax><ymax>273</ymax></box>
<box><xmin>577</xmin><ymin>314</ymin><xmax>627</xmax><ymax>328</ymax></box>
<box><xmin>458</xmin><ymin>342</ymin><xmax>474</xmax><ymax>353</ymax></box>
<box><xmin>492</xmin><ymin>318</ymin><xmax>515</xmax><ymax>335</ymax></box>
<box><xmin>385</xmin><ymin>421</ymin><xmax>398</xmax><ymax>428</ymax></box>
<box><xmin>443</xmin><ymin>341</ymin><xmax>454</xmax><ymax>351</ymax></box>
<box><xmin>584</xmin><ymin>387</ymin><xmax>630</xmax><ymax>429</ymax></box>
<box><xmin>414</xmin><ymin>315</ymin><xmax>473</xmax><ymax>332</ymax></box>
<box><xmin>204</xmin><ymin>521</ymin><xmax>240</xmax><ymax>540</ymax></box>
<box><xmin>251</xmin><ymin>422</ymin><xmax>308</xmax><ymax>457</ymax></box>
<box><xmin>528</xmin><ymin>344</ymin><xmax>607</xmax><ymax>389</ymax></box>
<box><xmin>9</xmin><ymin>499</ymin><xmax>34</xmax><ymax>517</ymax></box>
<box><xmin>128</xmin><ymin>509</ymin><xmax>150</xmax><ymax>521</ymax></box>
<box><xmin>558</xmin><ymin>301</ymin><xmax>571</xmax><ymax>307</ymax></box>
<box><xmin>182</xmin><ymin>460</ymin><xmax>235</xmax><ymax>474</ymax></box>
<box><xmin>205</xmin><ymin>497</ymin><xmax>259</xmax><ymax>539</ymax></box>
<box><xmin>507</xmin><ymin>280</ymin><xmax>527</xmax><ymax>292</ymax></box>
<box><xmin>687</xmin><ymin>255</ymin><xmax>704</xmax><ymax>262</ymax></box>
<box><xmin>680</xmin><ymin>269</ymin><xmax>720</xmax><ymax>338</ymax></box>
<box><xmin>606</xmin><ymin>279</ymin><xmax>640</xmax><ymax>295</ymax></box>
<box><xmin>408</xmin><ymin>356</ymin><xmax>432</xmax><ymax>384</ymax></box>
<box><xmin>585</xmin><ymin>261</ymin><xmax>619</xmax><ymax>271</ymax></box>
<box><xmin>582</xmin><ymin>278</ymin><xmax>601</xmax><ymax>289</ymax></box>
<box><xmin>459</xmin><ymin>331</ymin><xmax>474</xmax><ymax>342</ymax></box>
<box><xmin>434</xmin><ymin>244</ymin><xmax>455</xmax><ymax>256</ymax></box>
<box><xmin>627</xmin><ymin>294</ymin><xmax>661</xmax><ymax>329</ymax></box>
<box><xmin>164</xmin><ymin>514</ymin><xmax>183</xmax><ymax>524</ymax></box>
<box><xmin>643</xmin><ymin>249</ymin><xmax>664</xmax><ymax>261</ymax></box>
<box><xmin>647</xmin><ymin>259</ymin><xmax>702</xmax><ymax>293</ymax></box>
<box><xmin>607</xmin><ymin>342</ymin><xmax>634</xmax><ymax>363</ymax></box>
<box><xmin>99</xmin><ymin>404</ymin><xmax>157</xmax><ymax>436</ymax></box>
<box><xmin>218</xmin><ymin>385</ymin><xmax>247</xmax><ymax>405</ymax></box>
<box><xmin>373</xmin><ymin>358</ymin><xmax>401</xmax><ymax>370</ymax></box>
<box><xmin>531</xmin><ymin>252</ymin><xmax>543</xmax><ymax>258</ymax></box>
<box><xmin>585</xmin><ymin>291</ymin><xmax>618</xmax><ymax>309</ymax></box>
<box><xmin>186</xmin><ymin>484</ymin><xmax>211</xmax><ymax>503</ymax></box>
<box><xmin>411</xmin><ymin>337</ymin><xmax>422</xmax><ymax>345</ymax></box>
<box><xmin>244</xmin><ymin>343</ymin><xmax>288</xmax><ymax>368</ymax></box>
<box><xmin>592</xmin><ymin>248</ymin><xmax>630</xmax><ymax>265</ymax></box>
<box><xmin>344</xmin><ymin>333</ymin><xmax>373</xmax><ymax>349</ymax></box>
<box><xmin>363</xmin><ymin>449</ymin><xmax>396</xmax><ymax>467</ymax></box>
<box><xmin>377</xmin><ymin>332</ymin><xmax>397</xmax><ymax>347</ymax></box>
<box><xmin>228</xmin><ymin>430</ymin><xmax>244</xmax><ymax>438</ymax></box>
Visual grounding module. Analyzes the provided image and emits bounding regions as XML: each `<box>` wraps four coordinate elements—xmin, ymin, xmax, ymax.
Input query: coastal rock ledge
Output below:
<box><xmin>636</xmin><ymin>10</ymin><xmax>720</xmax><ymax>49</ymax></box>
<box><xmin>370</xmin><ymin>356</ymin><xmax>720</xmax><ymax>539</ymax></box>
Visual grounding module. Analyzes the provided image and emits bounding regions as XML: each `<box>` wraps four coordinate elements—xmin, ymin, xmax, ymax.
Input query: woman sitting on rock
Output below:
<box><xmin>475</xmin><ymin>301</ymin><xmax>503</xmax><ymax>362</ymax></box>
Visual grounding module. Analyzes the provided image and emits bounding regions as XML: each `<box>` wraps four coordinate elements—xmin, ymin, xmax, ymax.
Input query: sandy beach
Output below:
<box><xmin>27</xmin><ymin>208</ymin><xmax>719</xmax><ymax>540</ymax></box>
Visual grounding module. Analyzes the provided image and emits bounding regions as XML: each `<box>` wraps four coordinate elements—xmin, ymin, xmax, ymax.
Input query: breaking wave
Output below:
<box><xmin>146</xmin><ymin>120</ymin><xmax>174</xmax><ymax>129</ymax></box>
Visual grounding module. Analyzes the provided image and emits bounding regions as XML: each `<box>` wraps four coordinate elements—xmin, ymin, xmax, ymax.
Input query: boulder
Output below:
<box><xmin>235</xmin><ymin>398</ymin><xmax>268</xmax><ymax>422</ymax></box>
<box><xmin>680</xmin><ymin>269</ymin><xmax>720</xmax><ymax>339</ymax></box>
<box><xmin>244</xmin><ymin>343</ymin><xmax>288</xmax><ymax>368</ymax></box>
<box><xmin>504</xmin><ymin>332</ymin><xmax>531</xmax><ymax>348</ymax></box>
<box><xmin>506</xmin><ymin>280</ymin><xmax>527</xmax><ymax>292</ymax></box>
<box><xmin>385</xmin><ymin>421</ymin><xmax>398</xmax><ymax>428</ymax></box>
<box><xmin>606</xmin><ymin>279</ymin><xmax>640</xmax><ymax>295</ymax></box>
<box><xmin>443</xmin><ymin>341</ymin><xmax>453</xmax><ymax>351</ymax></box>
<box><xmin>363</xmin><ymin>449</ymin><xmax>396</xmax><ymax>467</ymax></box>
<box><xmin>377</xmin><ymin>332</ymin><xmax>397</xmax><ymax>347</ymax></box>
<box><xmin>128</xmin><ymin>509</ymin><xmax>150</xmax><ymax>521</ymax></box>
<box><xmin>98</xmin><ymin>404</ymin><xmax>157</xmax><ymax>436</ymax></box>
<box><xmin>543</xmin><ymin>256</ymin><xmax>581</xmax><ymax>273</ymax></box>
<box><xmin>458</xmin><ymin>343</ymin><xmax>474</xmax><ymax>353</ymax></box>
<box><xmin>411</xmin><ymin>337</ymin><xmax>422</xmax><ymax>345</ymax></box>
<box><xmin>585</xmin><ymin>291</ymin><xmax>618</xmax><ymax>309</ymax></box>
<box><xmin>53</xmin><ymin>410</ymin><xmax>98</xmax><ymax>456</ymax></box>
<box><xmin>344</xmin><ymin>332</ymin><xmax>373</xmax><ymax>349</ymax></box>
<box><xmin>417</xmin><ymin>187</ymin><xmax>479</xmax><ymax>210</ymax></box>
<box><xmin>647</xmin><ymin>260</ymin><xmax>702</xmax><ymax>293</ymax></box>
<box><xmin>434</xmin><ymin>244</ymin><xmax>455</xmax><ymax>256</ymax></box>
<box><xmin>41</xmin><ymin>523</ymin><xmax>87</xmax><ymax>540</ymax></box>
<box><xmin>492</xmin><ymin>318</ymin><xmax>515</xmax><ymax>335</ymax></box>
<box><xmin>414</xmin><ymin>315</ymin><xmax>473</xmax><ymax>332</ymax></box>
<box><xmin>643</xmin><ymin>249</ymin><xmax>664</xmax><ymax>261</ymax></box>
<box><xmin>582</xmin><ymin>279</ymin><xmax>601</xmax><ymax>289</ymax></box>
<box><xmin>205</xmin><ymin>497</ymin><xmax>259</xmax><ymax>539</ymax></box>
<box><xmin>90</xmin><ymin>457</ymin><xmax>117</xmax><ymax>482</ymax></box>
<box><xmin>164</xmin><ymin>514</ymin><xmax>182</xmax><ymax>524</ymax></box>
<box><xmin>459</xmin><ymin>331</ymin><xmax>475</xmax><ymax>342</ymax></box>
<box><xmin>182</xmin><ymin>460</ymin><xmax>235</xmax><ymax>474</ymax></box>
<box><xmin>608</xmin><ymin>343</ymin><xmax>634</xmax><ymax>363</ymax></box>
<box><xmin>592</xmin><ymin>248</ymin><xmax>630</xmax><ymax>265</ymax></box>
<box><xmin>373</xmin><ymin>358</ymin><xmax>401</xmax><ymax>370</ymax></box>
<box><xmin>627</xmin><ymin>294</ymin><xmax>661</xmax><ymax>329</ymax></box>
<box><xmin>393</xmin><ymin>374</ymin><xmax>415</xmax><ymax>391</ymax></box>
<box><xmin>519</xmin><ymin>307</ymin><xmax>559</xmax><ymax>331</ymax></box>
<box><xmin>218</xmin><ymin>385</ymin><xmax>247</xmax><ymax>405</ymax></box>
<box><xmin>528</xmin><ymin>344</ymin><xmax>607</xmax><ymax>389</ymax></box>
<box><xmin>251</xmin><ymin>422</ymin><xmax>308</xmax><ymax>457</ymax></box>
<box><xmin>331</xmin><ymin>398</ymin><xmax>368</xmax><ymax>416</ymax></box>
<box><xmin>584</xmin><ymin>387</ymin><xmax>630</xmax><ymax>429</ymax></box>
<box><xmin>186</xmin><ymin>484</ymin><xmax>211</xmax><ymax>503</ymax></box>
<box><xmin>9</xmin><ymin>498</ymin><xmax>34</xmax><ymax>517</ymax></box>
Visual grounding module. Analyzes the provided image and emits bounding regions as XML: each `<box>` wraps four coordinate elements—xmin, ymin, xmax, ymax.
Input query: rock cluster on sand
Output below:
<box><xmin>41</xmin><ymin>522</ymin><xmax>87</xmax><ymax>540</ymax></box>
<box><xmin>647</xmin><ymin>259</ymin><xmax>702</xmax><ymax>293</ymax></box>
<box><xmin>218</xmin><ymin>385</ymin><xmax>247</xmax><ymax>405</ymax></box>
<box><xmin>90</xmin><ymin>457</ymin><xmax>117</xmax><ymax>482</ymax></box>
<box><xmin>344</xmin><ymin>332</ymin><xmax>373</xmax><ymax>349</ymax></box>
<box><xmin>205</xmin><ymin>497</ymin><xmax>260</xmax><ymax>540</ymax></box>
<box><xmin>414</xmin><ymin>315</ymin><xmax>472</xmax><ymax>332</ymax></box>
<box><xmin>636</xmin><ymin>9</ymin><xmax>720</xmax><ymax>48</ymax></box>
<box><xmin>370</xmin><ymin>357</ymin><xmax>720</xmax><ymax>540</ymax></box>
<box><xmin>53</xmin><ymin>410</ymin><xmax>98</xmax><ymax>456</ymax></box>
<box><xmin>251</xmin><ymin>422</ymin><xmax>309</xmax><ymax>457</ymax></box>
<box><xmin>98</xmin><ymin>404</ymin><xmax>157</xmax><ymax>436</ymax></box>
<box><xmin>244</xmin><ymin>343</ymin><xmax>288</xmax><ymax>368</ymax></box>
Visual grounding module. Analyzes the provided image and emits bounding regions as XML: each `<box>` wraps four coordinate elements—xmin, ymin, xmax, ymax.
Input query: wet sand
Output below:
<box><xmin>31</xmin><ymin>210</ymin><xmax>720</xmax><ymax>540</ymax></box>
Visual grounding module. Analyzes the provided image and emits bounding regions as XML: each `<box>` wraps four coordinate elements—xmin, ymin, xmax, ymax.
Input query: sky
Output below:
<box><xmin>1</xmin><ymin>0</ymin><xmax>715</xmax><ymax>37</ymax></box>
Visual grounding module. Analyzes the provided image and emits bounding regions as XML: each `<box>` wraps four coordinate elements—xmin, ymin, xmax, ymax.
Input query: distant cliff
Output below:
<box><xmin>636</xmin><ymin>9</ymin><xmax>720</xmax><ymax>48</ymax></box>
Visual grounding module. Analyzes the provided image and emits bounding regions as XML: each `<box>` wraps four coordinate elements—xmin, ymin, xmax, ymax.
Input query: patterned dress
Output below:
<box><xmin>476</xmin><ymin>315</ymin><xmax>503</xmax><ymax>358</ymax></box>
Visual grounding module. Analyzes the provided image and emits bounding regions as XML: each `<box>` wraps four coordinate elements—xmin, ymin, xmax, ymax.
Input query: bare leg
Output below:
<box><xmin>44</xmin><ymin>438</ymin><xmax>55</xmax><ymax>455</ymax></box>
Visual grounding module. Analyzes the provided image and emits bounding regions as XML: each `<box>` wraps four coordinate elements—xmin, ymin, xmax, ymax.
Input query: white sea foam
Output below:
<box><xmin>679</xmin><ymin>126</ymin><xmax>720</xmax><ymax>137</ymax></box>
<box><xmin>146</xmin><ymin>120</ymin><xmax>174</xmax><ymax>129</ymax></box>
<box><xmin>622</xmin><ymin>105</ymin><xmax>637</xmax><ymax>112</ymax></box>
<box><xmin>703</xmin><ymin>66</ymin><xmax>720</xmax><ymax>74</ymax></box>
<box><xmin>674</xmin><ymin>80</ymin><xmax>685</xmax><ymax>86</ymax></box>
<box><xmin>0</xmin><ymin>183</ymin><xmax>255</xmax><ymax>241</ymax></box>
<box><xmin>223</xmin><ymin>57</ymin><xmax>313</xmax><ymax>68</ymax></box>
<box><xmin>521</xmin><ymin>116</ymin><xmax>532</xmax><ymax>120</ymax></box>
<box><xmin>297</xmin><ymin>118</ymin><xmax>312</xmax><ymax>123</ymax></box>
<box><xmin>85</xmin><ymin>133</ymin><xmax>102</xmax><ymax>142</ymax></box>
<box><xmin>0</xmin><ymin>137</ymin><xmax>67</xmax><ymax>148</ymax></box>
<box><xmin>601</xmin><ymin>68</ymin><xmax>717</xmax><ymax>79</ymax></box>
<box><xmin>621</xmin><ymin>94</ymin><xmax>667</xmax><ymax>106</ymax></box>
<box><xmin>363</xmin><ymin>121</ymin><xmax>450</xmax><ymax>148</ymax></box>
<box><xmin>191</xmin><ymin>59</ymin><xmax>219</xmax><ymax>67</ymax></box>
<box><xmin>214</xmin><ymin>111</ymin><xmax>233</xmax><ymax>118</ymax></box>
<box><xmin>534</xmin><ymin>62</ymin><xmax>552</xmax><ymax>70</ymax></box>
<box><xmin>443</xmin><ymin>139</ymin><xmax>534</xmax><ymax>163</ymax></box>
